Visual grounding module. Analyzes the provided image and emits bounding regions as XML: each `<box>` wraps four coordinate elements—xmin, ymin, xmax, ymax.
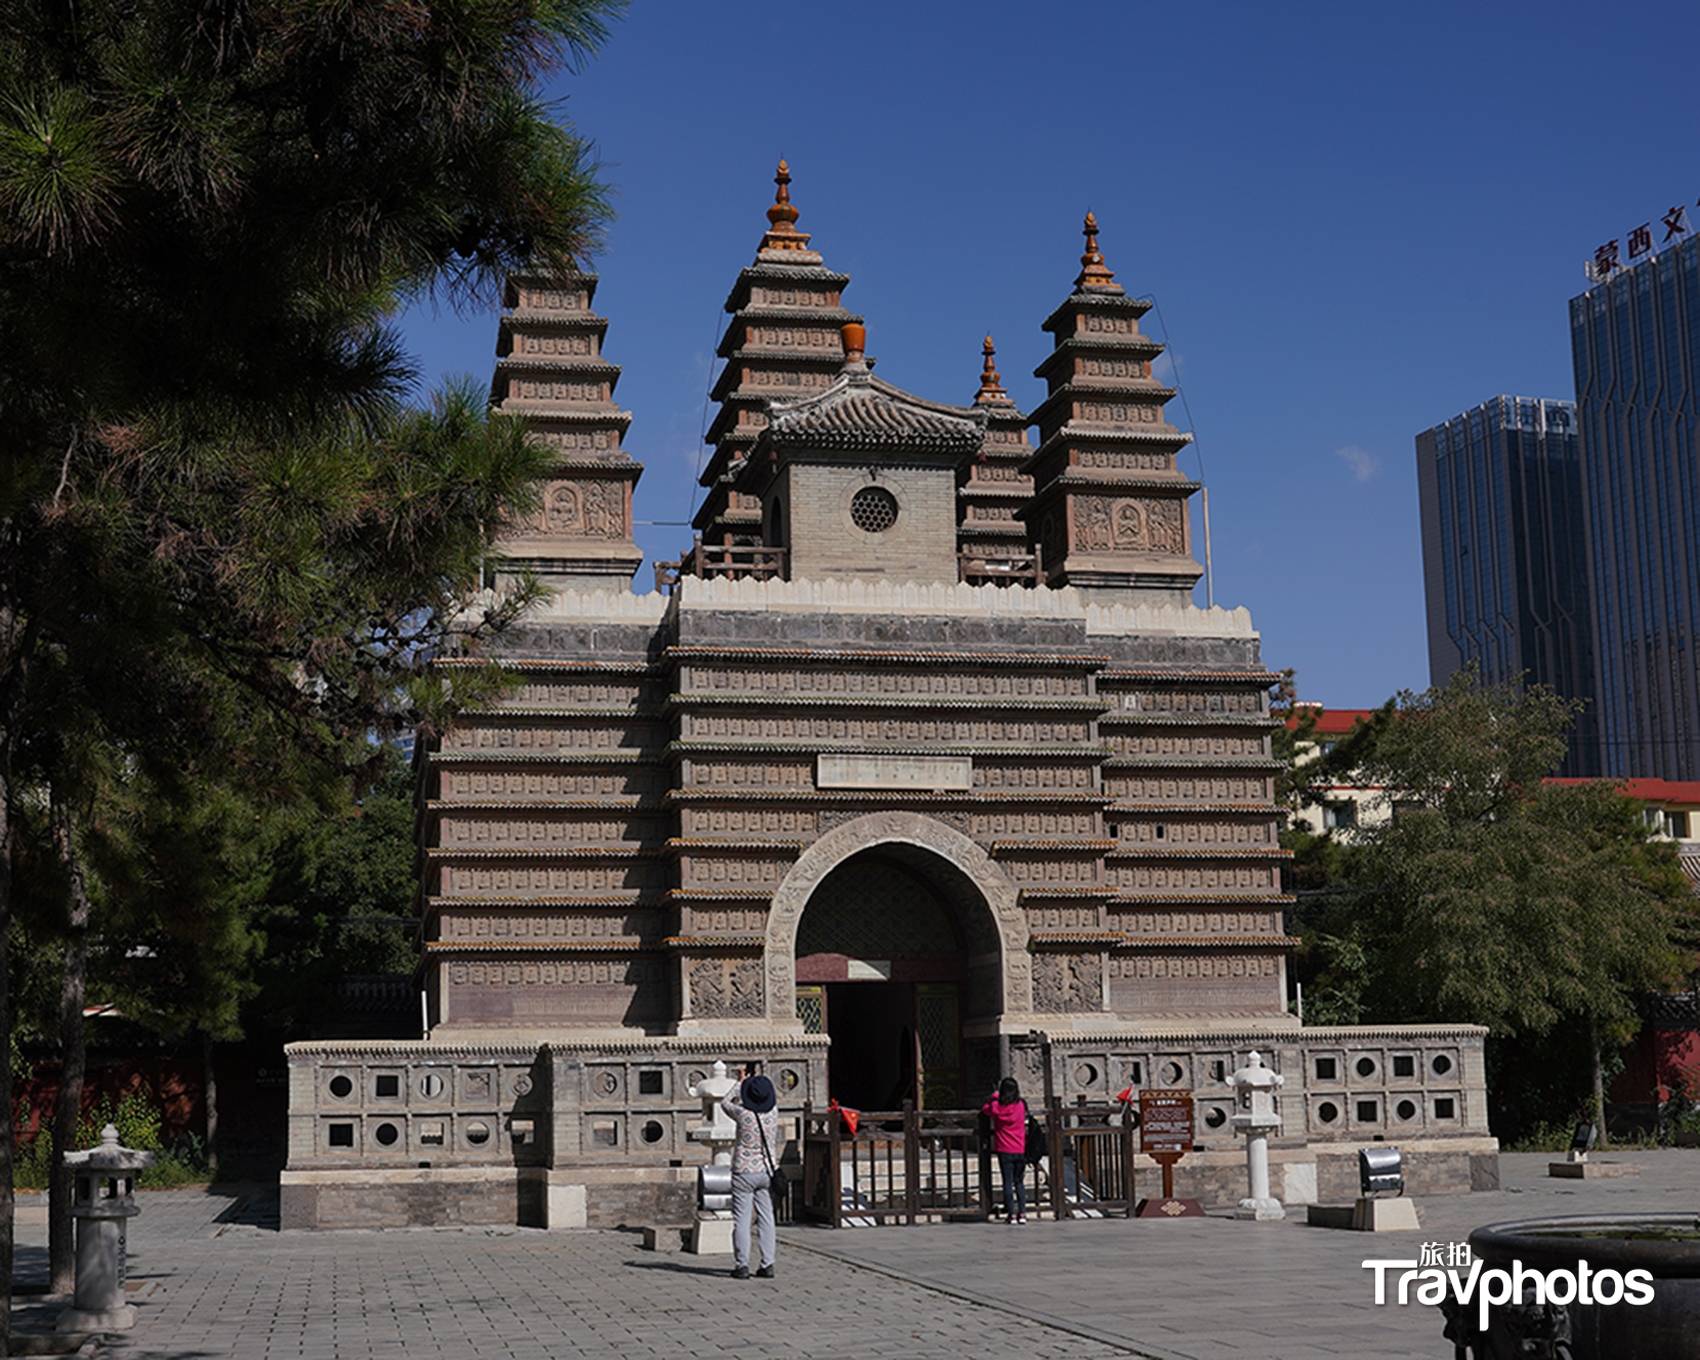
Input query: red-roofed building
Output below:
<box><xmin>1283</xmin><ymin>704</ymin><xmax>1387</xmax><ymax>837</ymax></box>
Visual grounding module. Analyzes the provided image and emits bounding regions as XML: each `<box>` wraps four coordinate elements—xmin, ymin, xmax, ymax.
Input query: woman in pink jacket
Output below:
<box><xmin>981</xmin><ymin>1077</ymin><xmax>1029</xmax><ymax>1225</ymax></box>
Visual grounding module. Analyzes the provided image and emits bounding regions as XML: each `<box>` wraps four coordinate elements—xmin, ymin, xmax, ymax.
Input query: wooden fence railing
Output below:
<box><xmin>798</xmin><ymin>1098</ymin><xmax>1136</xmax><ymax>1227</ymax></box>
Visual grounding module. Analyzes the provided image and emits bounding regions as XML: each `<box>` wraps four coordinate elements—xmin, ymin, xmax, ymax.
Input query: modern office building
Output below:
<box><xmin>1415</xmin><ymin>395</ymin><xmax>1599</xmax><ymax>775</ymax></box>
<box><xmin>1571</xmin><ymin>232</ymin><xmax>1700</xmax><ymax>779</ymax></box>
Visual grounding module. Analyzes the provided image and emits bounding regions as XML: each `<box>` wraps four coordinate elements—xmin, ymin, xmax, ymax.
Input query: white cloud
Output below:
<box><xmin>1334</xmin><ymin>444</ymin><xmax>1380</xmax><ymax>483</ymax></box>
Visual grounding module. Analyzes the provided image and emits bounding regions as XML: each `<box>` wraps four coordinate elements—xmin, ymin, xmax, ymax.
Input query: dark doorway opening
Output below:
<box><xmin>795</xmin><ymin>844</ymin><xmax>998</xmax><ymax>1111</ymax></box>
<box><xmin>825</xmin><ymin>982</ymin><xmax>914</xmax><ymax>1111</ymax></box>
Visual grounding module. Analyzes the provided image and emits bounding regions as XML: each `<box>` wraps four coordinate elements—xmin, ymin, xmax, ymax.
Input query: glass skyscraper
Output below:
<box><xmin>1415</xmin><ymin>395</ymin><xmax>1600</xmax><ymax>775</ymax></box>
<box><xmin>1571</xmin><ymin>232</ymin><xmax>1700</xmax><ymax>779</ymax></box>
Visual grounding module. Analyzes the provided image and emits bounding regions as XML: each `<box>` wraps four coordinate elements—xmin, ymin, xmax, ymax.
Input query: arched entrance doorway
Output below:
<box><xmin>793</xmin><ymin>845</ymin><xmax>1005</xmax><ymax>1109</ymax></box>
<box><xmin>763</xmin><ymin>813</ymin><xmax>1032</xmax><ymax>1109</ymax></box>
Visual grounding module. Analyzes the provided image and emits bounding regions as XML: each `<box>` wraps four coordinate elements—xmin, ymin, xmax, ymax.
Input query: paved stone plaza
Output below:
<box><xmin>12</xmin><ymin>1151</ymin><xmax>1696</xmax><ymax>1359</ymax></box>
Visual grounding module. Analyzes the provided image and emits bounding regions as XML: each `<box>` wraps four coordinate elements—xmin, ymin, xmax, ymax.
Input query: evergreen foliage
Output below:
<box><xmin>0</xmin><ymin>0</ymin><xmax>626</xmax><ymax>1335</ymax></box>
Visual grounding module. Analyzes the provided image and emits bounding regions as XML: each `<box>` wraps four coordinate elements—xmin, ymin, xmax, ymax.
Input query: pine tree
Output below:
<box><xmin>0</xmin><ymin>1</ymin><xmax>626</xmax><ymax>1335</ymax></box>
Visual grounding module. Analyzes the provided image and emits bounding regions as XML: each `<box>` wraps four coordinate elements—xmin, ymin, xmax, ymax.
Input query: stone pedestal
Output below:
<box><xmin>1352</xmin><ymin>1197</ymin><xmax>1421</xmax><ymax>1232</ymax></box>
<box><xmin>686</xmin><ymin>1217</ymin><xmax>734</xmax><ymax>1254</ymax></box>
<box><xmin>1548</xmin><ymin>1159</ymin><xmax>1640</xmax><ymax>1179</ymax></box>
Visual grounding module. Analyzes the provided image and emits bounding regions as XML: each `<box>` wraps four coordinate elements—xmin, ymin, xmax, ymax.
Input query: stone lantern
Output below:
<box><xmin>684</xmin><ymin>1060</ymin><xmax>739</xmax><ymax>1255</ymax></box>
<box><xmin>56</xmin><ymin>1124</ymin><xmax>155</xmax><ymax>1333</ymax></box>
<box><xmin>1227</xmin><ymin>1051</ymin><xmax>1285</xmax><ymax>1221</ymax></box>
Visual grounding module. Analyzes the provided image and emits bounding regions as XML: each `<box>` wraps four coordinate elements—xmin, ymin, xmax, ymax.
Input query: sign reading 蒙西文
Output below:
<box><xmin>1585</xmin><ymin>198</ymin><xmax>1696</xmax><ymax>282</ymax></box>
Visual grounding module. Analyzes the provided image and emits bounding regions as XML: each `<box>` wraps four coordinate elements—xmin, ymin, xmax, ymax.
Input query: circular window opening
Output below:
<box><xmin>1204</xmin><ymin>1107</ymin><xmax>1227</xmax><ymax>1129</ymax></box>
<box><xmin>328</xmin><ymin>1074</ymin><xmax>354</xmax><ymax>1099</ymax></box>
<box><xmin>1074</xmin><ymin>1062</ymin><xmax>1099</xmax><ymax>1086</ymax></box>
<box><xmin>640</xmin><ymin>1119</ymin><xmax>666</xmax><ymax>1145</ymax></box>
<box><xmin>1317</xmin><ymin>1101</ymin><xmax>1340</xmax><ymax>1125</ymax></box>
<box><xmin>419</xmin><ymin>1073</ymin><xmax>445</xmax><ymax>1099</ymax></box>
<box><xmin>850</xmin><ymin>486</ymin><xmax>899</xmax><ymax>533</ymax></box>
<box><xmin>1161</xmin><ymin>1061</ymin><xmax>1185</xmax><ymax>1087</ymax></box>
<box><xmin>465</xmin><ymin>1121</ymin><xmax>491</xmax><ymax>1146</ymax></box>
<box><xmin>1432</xmin><ymin>1053</ymin><xmax>1454</xmax><ymax>1075</ymax></box>
<box><xmin>1355</xmin><ymin>1057</ymin><xmax>1377</xmax><ymax>1078</ymax></box>
<box><xmin>1395</xmin><ymin>1099</ymin><xmax>1418</xmax><ymax>1122</ymax></box>
<box><xmin>374</xmin><ymin>1122</ymin><xmax>400</xmax><ymax>1147</ymax></box>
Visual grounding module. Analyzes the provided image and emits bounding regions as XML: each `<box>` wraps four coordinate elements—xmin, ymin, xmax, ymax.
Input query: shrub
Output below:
<box><xmin>13</xmin><ymin>1090</ymin><xmax>209</xmax><ymax>1190</ymax></box>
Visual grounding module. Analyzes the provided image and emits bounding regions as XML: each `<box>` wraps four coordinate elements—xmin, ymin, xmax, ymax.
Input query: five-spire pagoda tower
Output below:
<box><xmin>693</xmin><ymin>161</ymin><xmax>862</xmax><ymax>554</ymax></box>
<box><xmin>1022</xmin><ymin>213</ymin><xmax>1203</xmax><ymax>603</ymax></box>
<box><xmin>488</xmin><ymin>269</ymin><xmax>644</xmax><ymax>586</ymax></box>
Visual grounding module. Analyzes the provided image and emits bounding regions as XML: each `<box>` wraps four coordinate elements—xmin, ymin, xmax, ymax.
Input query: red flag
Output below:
<box><xmin>1115</xmin><ymin>1086</ymin><xmax>1134</xmax><ymax>1103</ymax></box>
<box><xmin>828</xmin><ymin>1098</ymin><xmax>861</xmax><ymax>1135</ymax></box>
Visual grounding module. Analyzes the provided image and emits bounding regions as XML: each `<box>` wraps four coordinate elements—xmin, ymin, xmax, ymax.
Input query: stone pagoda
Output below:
<box><xmin>489</xmin><ymin>269</ymin><xmax>643</xmax><ymax>587</ymax></box>
<box><xmin>1023</xmin><ymin>213</ymin><xmax>1203</xmax><ymax>604</ymax></box>
<box><xmin>282</xmin><ymin>179</ymin><xmax>1498</xmax><ymax>1237</ymax></box>
<box><xmin>693</xmin><ymin>161</ymin><xmax>861</xmax><ymax>559</ymax></box>
<box><xmin>956</xmin><ymin>336</ymin><xmax>1037</xmax><ymax>583</ymax></box>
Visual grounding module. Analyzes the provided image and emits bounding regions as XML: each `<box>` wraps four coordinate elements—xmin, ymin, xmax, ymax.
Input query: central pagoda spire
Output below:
<box><xmin>760</xmin><ymin>158</ymin><xmax>810</xmax><ymax>253</ymax></box>
<box><xmin>687</xmin><ymin>159</ymin><xmax>860</xmax><ymax>559</ymax></box>
<box><xmin>1075</xmin><ymin>210</ymin><xmax>1119</xmax><ymax>290</ymax></box>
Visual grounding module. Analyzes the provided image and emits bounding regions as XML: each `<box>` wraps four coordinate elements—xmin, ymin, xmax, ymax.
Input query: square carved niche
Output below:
<box><xmin>372</xmin><ymin>1072</ymin><xmax>402</xmax><ymax>1099</ymax></box>
<box><xmin>637</xmin><ymin>1069</ymin><xmax>665</xmax><ymax>1097</ymax></box>
<box><xmin>589</xmin><ymin>1118</ymin><xmax>621</xmax><ymax>1149</ymax></box>
<box><xmin>460</xmin><ymin>1068</ymin><xmax>496</xmax><ymax>1104</ymax></box>
<box><xmin>417</xmin><ymin>1121</ymin><xmax>446</xmax><ymax>1148</ymax></box>
<box><xmin>325</xmin><ymin>1120</ymin><xmax>357</xmax><ymax>1150</ymax></box>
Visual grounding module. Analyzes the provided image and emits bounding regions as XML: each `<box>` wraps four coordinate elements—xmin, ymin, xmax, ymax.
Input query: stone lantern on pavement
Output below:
<box><xmin>1227</xmin><ymin>1051</ymin><xmax>1285</xmax><ymax>1221</ymax></box>
<box><xmin>56</xmin><ymin>1124</ymin><xmax>154</xmax><ymax>1333</ymax></box>
<box><xmin>684</xmin><ymin>1060</ymin><xmax>739</xmax><ymax>1254</ymax></box>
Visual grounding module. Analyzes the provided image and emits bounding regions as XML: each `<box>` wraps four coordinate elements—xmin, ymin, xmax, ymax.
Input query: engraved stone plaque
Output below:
<box><xmin>816</xmin><ymin>753</ymin><xmax>972</xmax><ymax>791</ymax></box>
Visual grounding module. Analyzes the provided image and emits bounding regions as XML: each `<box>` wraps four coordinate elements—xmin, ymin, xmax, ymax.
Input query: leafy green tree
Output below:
<box><xmin>1289</xmin><ymin>672</ymin><xmax>1699</xmax><ymax>1142</ymax></box>
<box><xmin>0</xmin><ymin>0</ymin><xmax>626</xmax><ymax>1333</ymax></box>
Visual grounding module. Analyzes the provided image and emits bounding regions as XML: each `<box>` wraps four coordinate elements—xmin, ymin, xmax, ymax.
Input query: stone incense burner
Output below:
<box><xmin>1443</xmin><ymin>1213</ymin><xmax>1700</xmax><ymax>1359</ymax></box>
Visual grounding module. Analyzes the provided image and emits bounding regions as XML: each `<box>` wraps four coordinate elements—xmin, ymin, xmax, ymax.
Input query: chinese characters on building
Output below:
<box><xmin>1587</xmin><ymin>200</ymin><xmax>1695</xmax><ymax>281</ymax></box>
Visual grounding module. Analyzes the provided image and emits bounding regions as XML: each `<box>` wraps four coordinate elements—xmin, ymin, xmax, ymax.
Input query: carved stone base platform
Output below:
<box><xmin>1548</xmin><ymin>1159</ymin><xmax>1640</xmax><ymax>1179</ymax></box>
<box><xmin>1235</xmin><ymin>1196</ymin><xmax>1285</xmax><ymax>1221</ymax></box>
<box><xmin>1305</xmin><ymin>1198</ymin><xmax>1420</xmax><ymax>1231</ymax></box>
<box><xmin>57</xmin><ymin>1303</ymin><xmax>135</xmax><ymax>1333</ymax></box>
<box><xmin>1353</xmin><ymin>1196</ymin><xmax>1420</xmax><ymax>1231</ymax></box>
<box><xmin>1136</xmin><ymin>1196</ymin><xmax>1204</xmax><ymax>1218</ymax></box>
<box><xmin>686</xmin><ymin>1215</ymin><xmax>734</xmax><ymax>1255</ymax></box>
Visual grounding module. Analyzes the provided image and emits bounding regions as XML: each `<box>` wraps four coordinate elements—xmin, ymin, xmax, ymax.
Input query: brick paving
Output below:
<box><xmin>10</xmin><ymin>1150</ymin><xmax>1696</xmax><ymax>1359</ymax></box>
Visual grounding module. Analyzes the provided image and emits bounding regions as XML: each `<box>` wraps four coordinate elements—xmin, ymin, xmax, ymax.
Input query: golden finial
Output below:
<box><xmin>1075</xmin><ymin>209</ymin><xmax>1118</xmax><ymax>288</ymax></box>
<box><xmin>976</xmin><ymin>334</ymin><xmax>1010</xmax><ymax>404</ymax></box>
<box><xmin>760</xmin><ymin>157</ymin><xmax>808</xmax><ymax>252</ymax></box>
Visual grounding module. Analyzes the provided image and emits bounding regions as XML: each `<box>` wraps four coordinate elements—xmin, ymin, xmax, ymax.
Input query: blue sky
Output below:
<box><xmin>400</xmin><ymin>1</ymin><xmax>1698</xmax><ymax>707</ymax></box>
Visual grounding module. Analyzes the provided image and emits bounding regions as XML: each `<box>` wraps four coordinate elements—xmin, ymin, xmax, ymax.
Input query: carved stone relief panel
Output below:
<box><xmin>687</xmin><ymin>957</ymin><xmax>765</xmax><ymax>1019</ymax></box>
<box><xmin>519</xmin><ymin>479</ymin><xmax>628</xmax><ymax>539</ymax></box>
<box><xmin>1032</xmin><ymin>952</ymin><xmax>1104</xmax><ymax>1013</ymax></box>
<box><xmin>1072</xmin><ymin>497</ymin><xmax>1186</xmax><ymax>555</ymax></box>
<box><xmin>1106</xmin><ymin>863</ymin><xmax>1280</xmax><ymax>894</ymax></box>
